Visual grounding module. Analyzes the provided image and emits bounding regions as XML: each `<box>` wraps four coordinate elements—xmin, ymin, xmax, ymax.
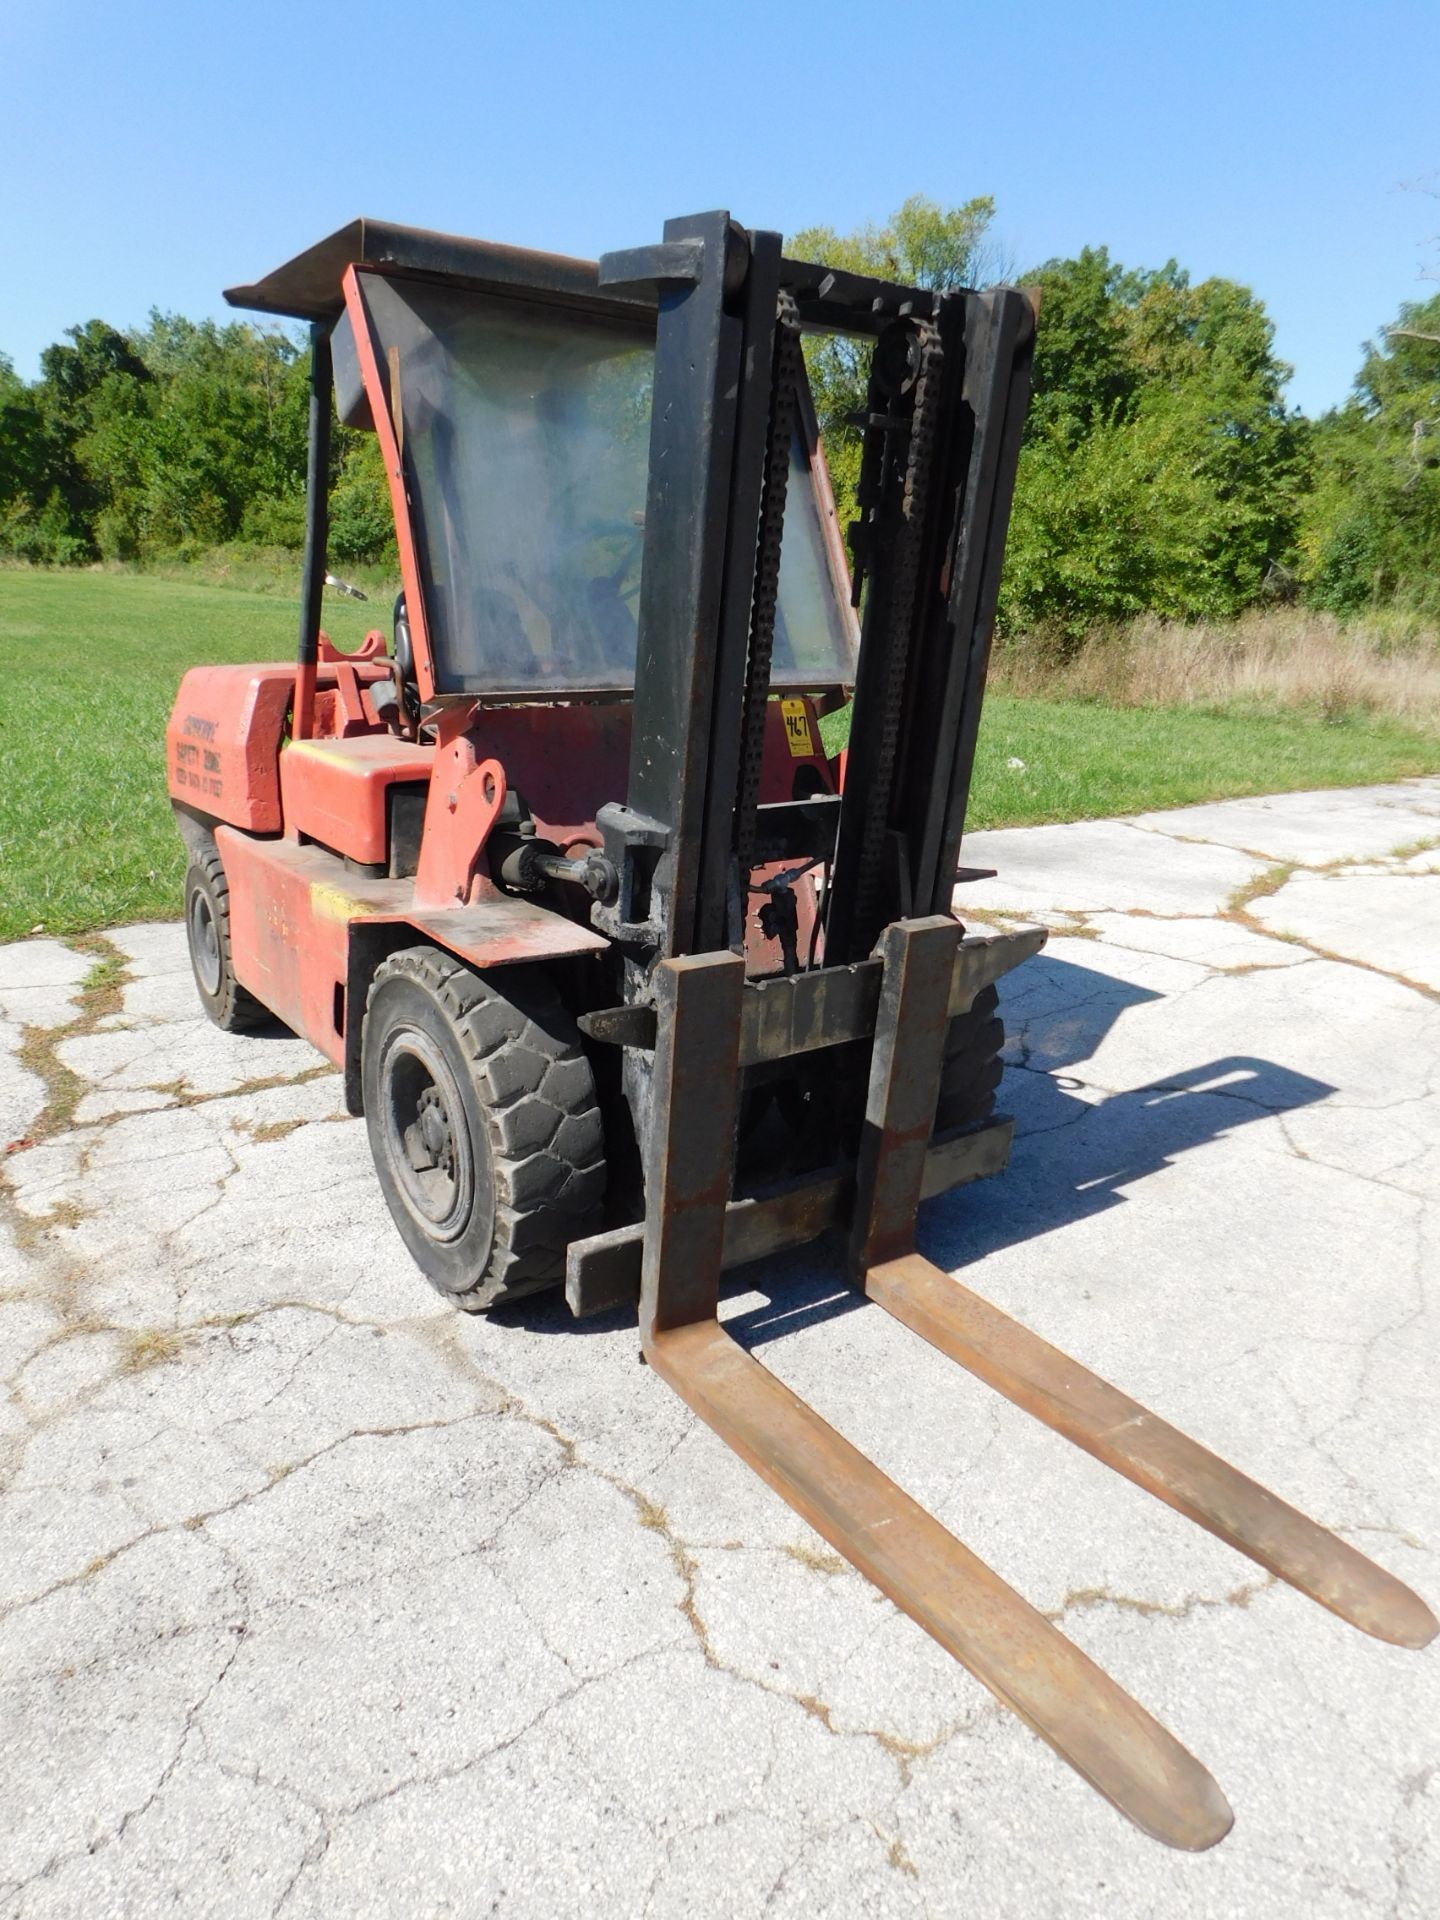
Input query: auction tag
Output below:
<box><xmin>780</xmin><ymin>698</ymin><xmax>814</xmax><ymax>758</ymax></box>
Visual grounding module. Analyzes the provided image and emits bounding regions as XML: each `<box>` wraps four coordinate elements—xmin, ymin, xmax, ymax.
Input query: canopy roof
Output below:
<box><xmin>223</xmin><ymin>217</ymin><xmax>954</xmax><ymax>340</ymax></box>
<box><xmin>223</xmin><ymin>217</ymin><xmax>651</xmax><ymax>327</ymax></box>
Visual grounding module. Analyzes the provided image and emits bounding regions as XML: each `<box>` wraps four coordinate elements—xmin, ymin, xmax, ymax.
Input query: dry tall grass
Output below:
<box><xmin>992</xmin><ymin>608</ymin><xmax>1440</xmax><ymax>731</ymax></box>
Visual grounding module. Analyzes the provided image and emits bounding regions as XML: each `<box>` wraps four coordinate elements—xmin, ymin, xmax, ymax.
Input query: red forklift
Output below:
<box><xmin>169</xmin><ymin>213</ymin><xmax>1433</xmax><ymax>1848</ymax></box>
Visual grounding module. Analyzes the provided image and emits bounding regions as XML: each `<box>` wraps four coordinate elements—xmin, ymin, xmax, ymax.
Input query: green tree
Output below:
<box><xmin>784</xmin><ymin>200</ymin><xmax>1304</xmax><ymax>635</ymax></box>
<box><xmin>0</xmin><ymin>355</ymin><xmax>45</xmax><ymax>542</ymax></box>
<box><xmin>1002</xmin><ymin>394</ymin><xmax>1219</xmax><ymax>628</ymax></box>
<box><xmin>0</xmin><ymin>305</ymin><xmax>397</xmax><ymax>566</ymax></box>
<box><xmin>131</xmin><ymin>313</ymin><xmax>309</xmax><ymax>550</ymax></box>
<box><xmin>1003</xmin><ymin>254</ymin><xmax>1306</xmax><ymax>637</ymax></box>
<box><xmin>1300</xmin><ymin>291</ymin><xmax>1440</xmax><ymax>613</ymax></box>
<box><xmin>0</xmin><ymin>321</ymin><xmax>153</xmax><ymax>559</ymax></box>
<box><xmin>328</xmin><ymin>435</ymin><xmax>397</xmax><ymax>564</ymax></box>
<box><xmin>76</xmin><ymin>362</ymin><xmax>158</xmax><ymax>559</ymax></box>
<box><xmin>1023</xmin><ymin>246</ymin><xmax>1135</xmax><ymax>446</ymax></box>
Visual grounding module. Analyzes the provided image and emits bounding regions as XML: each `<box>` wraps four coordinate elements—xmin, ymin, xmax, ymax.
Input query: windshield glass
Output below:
<box><xmin>355</xmin><ymin>272</ymin><xmax>856</xmax><ymax>696</ymax></box>
<box><xmin>774</xmin><ymin>431</ymin><xmax>857</xmax><ymax>683</ymax></box>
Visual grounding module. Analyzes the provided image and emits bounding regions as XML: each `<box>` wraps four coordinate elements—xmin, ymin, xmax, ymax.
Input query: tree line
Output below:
<box><xmin>0</xmin><ymin>314</ymin><xmax>391</xmax><ymax>570</ymax></box>
<box><xmin>2</xmin><ymin>196</ymin><xmax>1436</xmax><ymax>636</ymax></box>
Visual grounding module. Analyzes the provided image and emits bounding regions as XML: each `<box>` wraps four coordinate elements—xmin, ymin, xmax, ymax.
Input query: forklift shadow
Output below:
<box><xmin>494</xmin><ymin>953</ymin><xmax>1333</xmax><ymax>1345</ymax></box>
<box><xmin>994</xmin><ymin>948</ymin><xmax>1166</xmax><ymax>1076</ymax></box>
<box><xmin>920</xmin><ymin>1047</ymin><xmax>1333</xmax><ymax>1277</ymax></box>
<box><xmin>720</xmin><ymin>949</ymin><xmax>1335</xmax><ymax>1353</ymax></box>
<box><xmin>918</xmin><ymin>949</ymin><xmax>1334</xmax><ymax>1272</ymax></box>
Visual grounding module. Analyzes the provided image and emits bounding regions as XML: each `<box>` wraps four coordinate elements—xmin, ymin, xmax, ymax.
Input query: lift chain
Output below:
<box><xmin>735</xmin><ymin>289</ymin><xmax>804</xmax><ymax>879</ymax></box>
<box><xmin>846</xmin><ymin>318</ymin><xmax>944</xmax><ymax>951</ymax></box>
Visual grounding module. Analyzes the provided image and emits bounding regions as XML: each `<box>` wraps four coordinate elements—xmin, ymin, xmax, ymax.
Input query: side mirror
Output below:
<box><xmin>393</xmin><ymin>594</ymin><xmax>415</xmax><ymax>686</ymax></box>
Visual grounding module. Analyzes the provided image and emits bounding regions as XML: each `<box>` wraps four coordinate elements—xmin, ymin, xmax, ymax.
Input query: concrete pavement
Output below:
<box><xmin>2</xmin><ymin>777</ymin><xmax>1438</xmax><ymax>1918</ymax></box>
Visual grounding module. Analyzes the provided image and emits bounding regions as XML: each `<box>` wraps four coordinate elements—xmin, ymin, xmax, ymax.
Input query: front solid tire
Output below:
<box><xmin>361</xmin><ymin>947</ymin><xmax>605</xmax><ymax>1311</ymax></box>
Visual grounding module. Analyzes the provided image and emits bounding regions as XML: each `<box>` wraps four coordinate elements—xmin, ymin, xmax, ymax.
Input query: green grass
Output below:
<box><xmin>962</xmin><ymin>696</ymin><xmax>1438</xmax><ymax>830</ymax></box>
<box><xmin>1</xmin><ymin>569</ymin><xmax>389</xmax><ymax>941</ymax></box>
<box><xmin>3</xmin><ymin>568</ymin><xmax>1439</xmax><ymax>941</ymax></box>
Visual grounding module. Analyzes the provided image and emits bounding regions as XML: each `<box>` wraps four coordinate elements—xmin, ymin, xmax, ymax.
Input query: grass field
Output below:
<box><xmin>3</xmin><ymin>568</ymin><xmax>1439</xmax><ymax>942</ymax></box>
<box><xmin>1</xmin><ymin>570</ymin><xmax>388</xmax><ymax>941</ymax></box>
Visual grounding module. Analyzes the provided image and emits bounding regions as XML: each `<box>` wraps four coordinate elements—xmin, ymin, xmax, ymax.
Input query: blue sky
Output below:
<box><xmin>2</xmin><ymin>0</ymin><xmax>1434</xmax><ymax>415</ymax></box>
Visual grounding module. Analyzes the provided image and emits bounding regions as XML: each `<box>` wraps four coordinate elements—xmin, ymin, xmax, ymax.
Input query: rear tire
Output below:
<box><xmin>362</xmin><ymin>947</ymin><xmax>605</xmax><ymax>1311</ymax></box>
<box><xmin>933</xmin><ymin>982</ymin><xmax>1004</xmax><ymax>1135</ymax></box>
<box><xmin>185</xmin><ymin>848</ymin><xmax>269</xmax><ymax>1032</ymax></box>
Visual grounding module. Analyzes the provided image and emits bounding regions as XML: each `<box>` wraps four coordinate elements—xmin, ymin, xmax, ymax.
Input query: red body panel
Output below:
<box><xmin>219</xmin><ymin>827</ymin><xmax>353</xmax><ymax>1063</ymax></box>
<box><xmin>459</xmin><ymin>696</ymin><xmax>834</xmax><ymax>849</ymax></box>
<box><xmin>218</xmin><ymin>827</ymin><xmax>608</xmax><ymax>1064</ymax></box>
<box><xmin>466</xmin><ymin>703</ymin><xmax>634</xmax><ymax>848</ymax></box>
<box><xmin>168</xmin><ymin>667</ymin><xmax>292</xmax><ymax>831</ymax></box>
<box><xmin>279</xmin><ymin>736</ymin><xmax>434</xmax><ymax>866</ymax></box>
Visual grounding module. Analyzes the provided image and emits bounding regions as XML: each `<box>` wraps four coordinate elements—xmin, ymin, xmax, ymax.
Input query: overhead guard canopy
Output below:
<box><xmin>223</xmin><ymin>218</ymin><xmax>970</xmax><ymax>342</ymax></box>
<box><xmin>223</xmin><ymin>217</ymin><xmax>654</xmax><ymax>327</ymax></box>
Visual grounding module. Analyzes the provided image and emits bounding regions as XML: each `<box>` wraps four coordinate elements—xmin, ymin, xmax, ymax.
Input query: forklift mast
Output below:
<box><xmin>593</xmin><ymin>213</ymin><xmax>1034</xmax><ymax>969</ymax></box>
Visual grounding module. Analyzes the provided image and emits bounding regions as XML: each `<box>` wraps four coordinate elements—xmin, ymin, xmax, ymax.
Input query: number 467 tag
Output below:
<box><xmin>779</xmin><ymin>698</ymin><xmax>814</xmax><ymax>758</ymax></box>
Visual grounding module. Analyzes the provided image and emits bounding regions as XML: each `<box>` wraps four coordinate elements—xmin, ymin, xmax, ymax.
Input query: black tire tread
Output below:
<box><xmin>934</xmin><ymin>981</ymin><xmax>1004</xmax><ymax>1135</ymax></box>
<box><xmin>186</xmin><ymin>847</ymin><xmax>269</xmax><ymax>1032</ymax></box>
<box><xmin>366</xmin><ymin>947</ymin><xmax>604</xmax><ymax>1311</ymax></box>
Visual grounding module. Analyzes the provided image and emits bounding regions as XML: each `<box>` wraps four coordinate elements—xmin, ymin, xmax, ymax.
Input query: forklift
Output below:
<box><xmin>169</xmin><ymin>213</ymin><xmax>1434</xmax><ymax>1848</ymax></box>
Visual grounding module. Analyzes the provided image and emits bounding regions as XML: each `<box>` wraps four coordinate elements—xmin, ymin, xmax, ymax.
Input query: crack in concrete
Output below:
<box><xmin>1210</xmin><ymin>848</ymin><xmax>1440</xmax><ymax>1005</ymax></box>
<box><xmin>3</xmin><ymin>937</ymin><xmax>134</xmax><ymax>1154</ymax></box>
<box><xmin>1224</xmin><ymin>903</ymin><xmax>1440</xmax><ymax>1006</ymax></box>
<box><xmin>977</xmin><ymin>823</ymin><xmax>1440</xmax><ymax>1010</ymax></box>
<box><xmin>1045</xmin><ymin>1572</ymin><xmax>1277</xmax><ymax>1626</ymax></box>
<box><xmin>140</xmin><ymin>1063</ymin><xmax>338</xmax><ymax>1116</ymax></box>
<box><xmin>3</xmin><ymin>1301</ymin><xmax>971</xmax><ymax>1856</ymax></box>
<box><xmin>263</xmin><ymin>1639</ymin><xmax>724</xmax><ymax>1917</ymax></box>
<box><xmin>2</xmin><ymin>1565</ymin><xmax>251</xmax><ymax>1905</ymax></box>
<box><xmin>479</xmin><ymin>1393</ymin><xmax>944</xmax><ymax>1776</ymax></box>
<box><xmin>0</xmin><ymin>1410</ymin><xmax>500</xmax><ymax>1625</ymax></box>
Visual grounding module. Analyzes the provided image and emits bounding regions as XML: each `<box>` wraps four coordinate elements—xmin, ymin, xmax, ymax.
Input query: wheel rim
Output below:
<box><xmin>378</xmin><ymin>1025</ymin><xmax>475</xmax><ymax>1243</ymax></box>
<box><xmin>188</xmin><ymin>887</ymin><xmax>222</xmax><ymax>997</ymax></box>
